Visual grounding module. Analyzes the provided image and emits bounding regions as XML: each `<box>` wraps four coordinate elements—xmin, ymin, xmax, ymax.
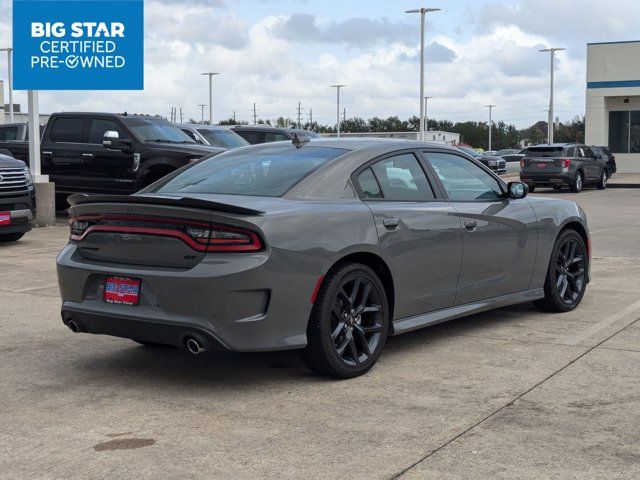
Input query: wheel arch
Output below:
<box><xmin>324</xmin><ymin>251</ymin><xmax>396</xmax><ymax>332</ymax></box>
<box><xmin>140</xmin><ymin>163</ymin><xmax>178</xmax><ymax>187</ymax></box>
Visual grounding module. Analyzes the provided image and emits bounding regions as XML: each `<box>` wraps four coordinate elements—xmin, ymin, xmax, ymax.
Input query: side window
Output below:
<box><xmin>264</xmin><ymin>132</ymin><xmax>289</xmax><ymax>143</ymax></box>
<box><xmin>0</xmin><ymin>126</ymin><xmax>19</xmax><ymax>141</ymax></box>
<box><xmin>564</xmin><ymin>146</ymin><xmax>575</xmax><ymax>157</ymax></box>
<box><xmin>236</xmin><ymin>130</ymin><xmax>260</xmax><ymax>144</ymax></box>
<box><xmin>356</xmin><ymin>168</ymin><xmax>382</xmax><ymax>199</ymax></box>
<box><xmin>425</xmin><ymin>151</ymin><xmax>504</xmax><ymax>201</ymax></box>
<box><xmin>180</xmin><ymin>128</ymin><xmax>199</xmax><ymax>142</ymax></box>
<box><xmin>369</xmin><ymin>153</ymin><xmax>435</xmax><ymax>201</ymax></box>
<box><xmin>88</xmin><ymin>119</ymin><xmax>127</xmax><ymax>144</ymax></box>
<box><xmin>49</xmin><ymin>117</ymin><xmax>87</xmax><ymax>143</ymax></box>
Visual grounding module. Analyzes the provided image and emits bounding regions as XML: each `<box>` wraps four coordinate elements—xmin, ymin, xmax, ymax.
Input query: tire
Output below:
<box><xmin>606</xmin><ymin>165</ymin><xmax>613</xmax><ymax>179</ymax></box>
<box><xmin>534</xmin><ymin>229</ymin><xmax>587</xmax><ymax>313</ymax></box>
<box><xmin>300</xmin><ymin>263</ymin><xmax>390</xmax><ymax>378</ymax></box>
<box><xmin>528</xmin><ymin>185</ymin><xmax>536</xmax><ymax>193</ymax></box>
<box><xmin>0</xmin><ymin>232</ymin><xmax>25</xmax><ymax>243</ymax></box>
<box><xmin>570</xmin><ymin>171</ymin><xmax>584</xmax><ymax>193</ymax></box>
<box><xmin>596</xmin><ymin>168</ymin><xmax>607</xmax><ymax>190</ymax></box>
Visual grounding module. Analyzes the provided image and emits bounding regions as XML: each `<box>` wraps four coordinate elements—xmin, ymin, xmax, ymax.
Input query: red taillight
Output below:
<box><xmin>555</xmin><ymin>158</ymin><xmax>571</xmax><ymax>168</ymax></box>
<box><xmin>69</xmin><ymin>215</ymin><xmax>263</xmax><ymax>253</ymax></box>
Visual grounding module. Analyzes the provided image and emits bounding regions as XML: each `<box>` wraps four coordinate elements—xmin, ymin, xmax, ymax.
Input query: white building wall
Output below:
<box><xmin>585</xmin><ymin>41</ymin><xmax>640</xmax><ymax>173</ymax></box>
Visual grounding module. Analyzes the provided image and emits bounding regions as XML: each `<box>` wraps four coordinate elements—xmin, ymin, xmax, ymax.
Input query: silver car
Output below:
<box><xmin>57</xmin><ymin>138</ymin><xmax>590</xmax><ymax>378</ymax></box>
<box><xmin>177</xmin><ymin>124</ymin><xmax>249</xmax><ymax>149</ymax></box>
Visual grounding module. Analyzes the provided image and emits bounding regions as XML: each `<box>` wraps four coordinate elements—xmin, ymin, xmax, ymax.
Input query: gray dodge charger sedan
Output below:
<box><xmin>57</xmin><ymin>138</ymin><xmax>590</xmax><ymax>378</ymax></box>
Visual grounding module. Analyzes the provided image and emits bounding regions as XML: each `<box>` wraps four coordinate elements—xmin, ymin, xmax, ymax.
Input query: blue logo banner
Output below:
<box><xmin>13</xmin><ymin>0</ymin><xmax>144</xmax><ymax>90</ymax></box>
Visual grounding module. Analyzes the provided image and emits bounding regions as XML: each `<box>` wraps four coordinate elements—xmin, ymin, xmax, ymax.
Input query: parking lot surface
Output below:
<box><xmin>1</xmin><ymin>187</ymin><xmax>640</xmax><ymax>479</ymax></box>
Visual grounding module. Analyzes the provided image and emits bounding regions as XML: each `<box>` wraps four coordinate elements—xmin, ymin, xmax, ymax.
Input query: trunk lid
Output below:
<box><xmin>522</xmin><ymin>146</ymin><xmax>569</xmax><ymax>175</ymax></box>
<box><xmin>68</xmin><ymin>194</ymin><xmax>264</xmax><ymax>268</ymax></box>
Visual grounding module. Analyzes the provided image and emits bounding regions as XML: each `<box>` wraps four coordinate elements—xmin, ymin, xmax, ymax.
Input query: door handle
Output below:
<box><xmin>383</xmin><ymin>218</ymin><xmax>400</xmax><ymax>230</ymax></box>
<box><xmin>82</xmin><ymin>153</ymin><xmax>94</xmax><ymax>158</ymax></box>
<box><xmin>464</xmin><ymin>221</ymin><xmax>478</xmax><ymax>232</ymax></box>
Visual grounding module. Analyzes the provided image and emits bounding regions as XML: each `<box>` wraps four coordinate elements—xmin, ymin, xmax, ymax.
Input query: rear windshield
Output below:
<box><xmin>526</xmin><ymin>146</ymin><xmax>566</xmax><ymax>157</ymax></box>
<box><xmin>153</xmin><ymin>145</ymin><xmax>349</xmax><ymax>197</ymax></box>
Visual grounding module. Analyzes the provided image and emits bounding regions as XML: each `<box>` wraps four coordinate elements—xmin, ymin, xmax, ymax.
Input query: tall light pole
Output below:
<box><xmin>539</xmin><ymin>47</ymin><xmax>564</xmax><ymax>144</ymax></box>
<box><xmin>485</xmin><ymin>104</ymin><xmax>495</xmax><ymax>151</ymax></box>
<box><xmin>330</xmin><ymin>85</ymin><xmax>345</xmax><ymax>138</ymax></box>
<box><xmin>424</xmin><ymin>96</ymin><xmax>432</xmax><ymax>135</ymax></box>
<box><xmin>201</xmin><ymin>72</ymin><xmax>219</xmax><ymax>125</ymax></box>
<box><xmin>0</xmin><ymin>47</ymin><xmax>13</xmax><ymax>123</ymax></box>
<box><xmin>406</xmin><ymin>7</ymin><xmax>441</xmax><ymax>141</ymax></box>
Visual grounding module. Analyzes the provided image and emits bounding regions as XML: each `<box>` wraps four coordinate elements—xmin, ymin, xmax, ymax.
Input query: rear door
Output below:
<box><xmin>577</xmin><ymin>146</ymin><xmax>599</xmax><ymax>180</ymax></box>
<box><xmin>354</xmin><ymin>151</ymin><xmax>462</xmax><ymax>319</ymax></box>
<box><xmin>422</xmin><ymin>150</ymin><xmax>537</xmax><ymax>305</ymax></box>
<box><xmin>42</xmin><ymin>116</ymin><xmax>89</xmax><ymax>193</ymax></box>
<box><xmin>81</xmin><ymin>117</ymin><xmax>136</xmax><ymax>194</ymax></box>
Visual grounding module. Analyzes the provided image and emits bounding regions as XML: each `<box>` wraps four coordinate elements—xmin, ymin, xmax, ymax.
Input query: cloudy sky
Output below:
<box><xmin>1</xmin><ymin>0</ymin><xmax>639</xmax><ymax>127</ymax></box>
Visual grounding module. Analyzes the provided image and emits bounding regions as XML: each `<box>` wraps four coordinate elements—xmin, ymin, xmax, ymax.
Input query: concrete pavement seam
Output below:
<box><xmin>390</xmin><ymin>315</ymin><xmax>640</xmax><ymax>479</ymax></box>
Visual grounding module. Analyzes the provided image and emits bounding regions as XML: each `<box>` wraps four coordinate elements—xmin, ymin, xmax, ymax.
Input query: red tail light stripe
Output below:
<box><xmin>69</xmin><ymin>215</ymin><xmax>263</xmax><ymax>253</ymax></box>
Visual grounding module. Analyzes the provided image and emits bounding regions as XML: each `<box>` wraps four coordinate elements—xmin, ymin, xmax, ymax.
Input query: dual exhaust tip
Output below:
<box><xmin>185</xmin><ymin>337</ymin><xmax>205</xmax><ymax>355</ymax></box>
<box><xmin>66</xmin><ymin>317</ymin><xmax>205</xmax><ymax>355</ymax></box>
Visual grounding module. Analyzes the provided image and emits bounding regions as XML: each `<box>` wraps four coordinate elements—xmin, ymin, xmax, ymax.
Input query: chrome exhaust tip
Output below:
<box><xmin>186</xmin><ymin>337</ymin><xmax>205</xmax><ymax>355</ymax></box>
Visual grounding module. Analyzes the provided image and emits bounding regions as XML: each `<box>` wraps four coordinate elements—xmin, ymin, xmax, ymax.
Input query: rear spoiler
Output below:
<box><xmin>67</xmin><ymin>194</ymin><xmax>265</xmax><ymax>216</ymax></box>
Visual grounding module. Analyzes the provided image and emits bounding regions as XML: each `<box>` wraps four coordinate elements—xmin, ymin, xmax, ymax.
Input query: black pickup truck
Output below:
<box><xmin>0</xmin><ymin>153</ymin><xmax>36</xmax><ymax>242</ymax></box>
<box><xmin>0</xmin><ymin>113</ymin><xmax>225</xmax><ymax>204</ymax></box>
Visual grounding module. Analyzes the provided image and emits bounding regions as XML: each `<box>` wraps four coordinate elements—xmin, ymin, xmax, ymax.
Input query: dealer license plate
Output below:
<box><xmin>0</xmin><ymin>212</ymin><xmax>11</xmax><ymax>226</ymax></box>
<box><xmin>104</xmin><ymin>276</ymin><xmax>141</xmax><ymax>306</ymax></box>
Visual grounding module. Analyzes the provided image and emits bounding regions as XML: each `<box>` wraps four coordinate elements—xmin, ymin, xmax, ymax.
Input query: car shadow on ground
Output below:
<box><xmin>68</xmin><ymin>302</ymin><xmax>540</xmax><ymax>388</ymax></box>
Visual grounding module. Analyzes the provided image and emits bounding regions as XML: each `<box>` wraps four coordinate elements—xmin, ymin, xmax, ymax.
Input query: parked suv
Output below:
<box><xmin>590</xmin><ymin>146</ymin><xmax>617</xmax><ymax>178</ymax></box>
<box><xmin>457</xmin><ymin>146</ymin><xmax>507</xmax><ymax>174</ymax></box>
<box><xmin>177</xmin><ymin>124</ymin><xmax>249</xmax><ymax>149</ymax></box>
<box><xmin>231</xmin><ymin>125</ymin><xmax>320</xmax><ymax>145</ymax></box>
<box><xmin>0</xmin><ymin>153</ymin><xmax>35</xmax><ymax>242</ymax></box>
<box><xmin>520</xmin><ymin>143</ymin><xmax>608</xmax><ymax>193</ymax></box>
<box><xmin>0</xmin><ymin>113</ymin><xmax>225</xmax><ymax>205</ymax></box>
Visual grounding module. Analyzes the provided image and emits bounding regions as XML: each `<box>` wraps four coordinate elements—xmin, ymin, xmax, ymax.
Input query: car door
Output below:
<box><xmin>579</xmin><ymin>146</ymin><xmax>600</xmax><ymax>180</ymax></box>
<box><xmin>422</xmin><ymin>150</ymin><xmax>537</xmax><ymax>305</ymax></box>
<box><xmin>354</xmin><ymin>151</ymin><xmax>462</xmax><ymax>319</ymax></box>
<box><xmin>81</xmin><ymin>118</ymin><xmax>136</xmax><ymax>194</ymax></box>
<box><xmin>41</xmin><ymin>116</ymin><xmax>89</xmax><ymax>193</ymax></box>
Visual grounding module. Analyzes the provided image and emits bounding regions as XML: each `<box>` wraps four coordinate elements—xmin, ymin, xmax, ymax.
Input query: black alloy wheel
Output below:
<box><xmin>301</xmin><ymin>263</ymin><xmax>389</xmax><ymax>378</ymax></box>
<box><xmin>330</xmin><ymin>277</ymin><xmax>384</xmax><ymax>367</ymax></box>
<box><xmin>535</xmin><ymin>229</ymin><xmax>587</xmax><ymax>312</ymax></box>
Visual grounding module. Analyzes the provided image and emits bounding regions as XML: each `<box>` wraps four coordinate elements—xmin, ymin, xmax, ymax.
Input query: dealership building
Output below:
<box><xmin>585</xmin><ymin>40</ymin><xmax>640</xmax><ymax>173</ymax></box>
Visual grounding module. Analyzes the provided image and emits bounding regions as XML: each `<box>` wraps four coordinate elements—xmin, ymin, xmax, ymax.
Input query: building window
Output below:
<box><xmin>632</xmin><ymin>112</ymin><xmax>640</xmax><ymax>153</ymax></box>
<box><xmin>609</xmin><ymin>110</ymin><xmax>640</xmax><ymax>153</ymax></box>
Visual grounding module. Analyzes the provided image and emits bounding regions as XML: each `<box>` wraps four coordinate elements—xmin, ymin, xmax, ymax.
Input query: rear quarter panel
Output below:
<box><xmin>527</xmin><ymin>196</ymin><xmax>590</xmax><ymax>289</ymax></box>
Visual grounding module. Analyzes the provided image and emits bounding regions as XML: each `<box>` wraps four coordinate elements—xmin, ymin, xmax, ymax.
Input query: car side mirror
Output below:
<box><xmin>508</xmin><ymin>181</ymin><xmax>528</xmax><ymax>199</ymax></box>
<box><xmin>103</xmin><ymin>131</ymin><xmax>121</xmax><ymax>150</ymax></box>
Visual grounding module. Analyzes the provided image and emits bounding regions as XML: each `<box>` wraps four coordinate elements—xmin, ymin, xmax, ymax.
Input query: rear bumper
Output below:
<box><xmin>56</xmin><ymin>244</ymin><xmax>321</xmax><ymax>352</ymax></box>
<box><xmin>520</xmin><ymin>172</ymin><xmax>573</xmax><ymax>186</ymax></box>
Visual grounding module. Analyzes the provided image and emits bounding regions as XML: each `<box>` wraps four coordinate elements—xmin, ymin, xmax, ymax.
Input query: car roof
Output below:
<box><xmin>232</xmin><ymin>125</ymin><xmax>314</xmax><ymax>133</ymax></box>
<box><xmin>528</xmin><ymin>143</ymin><xmax>581</xmax><ymax>148</ymax></box>
<box><xmin>176</xmin><ymin>123</ymin><xmax>230</xmax><ymax>131</ymax></box>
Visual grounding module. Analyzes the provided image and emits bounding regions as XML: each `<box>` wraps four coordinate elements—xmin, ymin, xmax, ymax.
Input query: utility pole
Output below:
<box><xmin>297</xmin><ymin>101</ymin><xmax>302</xmax><ymax>129</ymax></box>
<box><xmin>198</xmin><ymin>104</ymin><xmax>206</xmax><ymax>124</ymax></box>
<box><xmin>0</xmin><ymin>48</ymin><xmax>14</xmax><ymax>123</ymax></box>
<box><xmin>253</xmin><ymin>103</ymin><xmax>257</xmax><ymax>124</ymax></box>
<box><xmin>539</xmin><ymin>47</ymin><xmax>565</xmax><ymax>144</ymax></box>
<box><xmin>406</xmin><ymin>8</ymin><xmax>441</xmax><ymax>141</ymax></box>
<box><xmin>424</xmin><ymin>96</ymin><xmax>432</xmax><ymax>134</ymax></box>
<box><xmin>485</xmin><ymin>104</ymin><xmax>495</xmax><ymax>151</ymax></box>
<box><xmin>309</xmin><ymin>108</ymin><xmax>313</xmax><ymax>128</ymax></box>
<box><xmin>179</xmin><ymin>107</ymin><xmax>183</xmax><ymax>124</ymax></box>
<box><xmin>233</xmin><ymin>111</ymin><xmax>236</xmax><ymax>124</ymax></box>
<box><xmin>201</xmin><ymin>72</ymin><xmax>219</xmax><ymax>125</ymax></box>
<box><xmin>330</xmin><ymin>85</ymin><xmax>345</xmax><ymax>138</ymax></box>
